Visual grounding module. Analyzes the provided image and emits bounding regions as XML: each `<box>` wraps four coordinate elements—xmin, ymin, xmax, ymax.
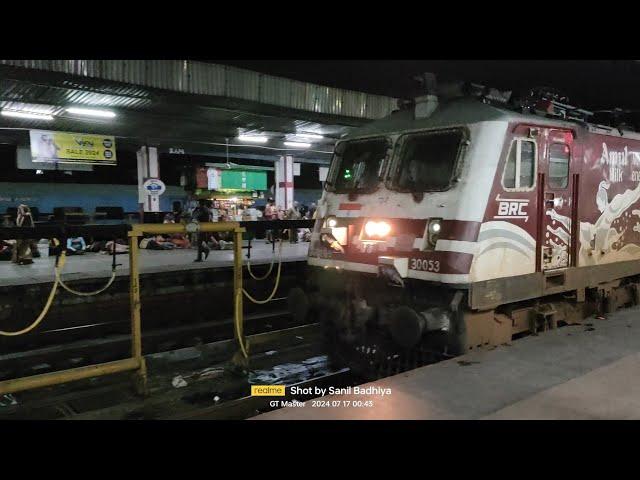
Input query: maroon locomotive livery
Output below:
<box><xmin>289</xmin><ymin>84</ymin><xmax>640</xmax><ymax>376</ymax></box>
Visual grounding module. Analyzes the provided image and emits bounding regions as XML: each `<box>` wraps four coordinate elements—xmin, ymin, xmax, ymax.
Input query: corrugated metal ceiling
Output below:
<box><xmin>0</xmin><ymin>60</ymin><xmax>398</xmax><ymax>120</ymax></box>
<box><xmin>0</xmin><ymin>61</ymin><xmax>395</xmax><ymax>163</ymax></box>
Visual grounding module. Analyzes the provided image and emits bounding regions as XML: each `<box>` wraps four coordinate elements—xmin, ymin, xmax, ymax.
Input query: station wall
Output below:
<box><xmin>0</xmin><ymin>182</ymin><xmax>188</xmax><ymax>215</ymax></box>
<box><xmin>0</xmin><ymin>182</ymin><xmax>322</xmax><ymax>216</ymax></box>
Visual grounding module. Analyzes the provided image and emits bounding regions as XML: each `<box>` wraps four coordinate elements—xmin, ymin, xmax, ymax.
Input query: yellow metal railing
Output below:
<box><xmin>0</xmin><ymin>221</ymin><xmax>246</xmax><ymax>397</ymax></box>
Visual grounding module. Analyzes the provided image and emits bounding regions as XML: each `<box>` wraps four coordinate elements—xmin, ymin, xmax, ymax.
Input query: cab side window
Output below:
<box><xmin>503</xmin><ymin>139</ymin><xmax>536</xmax><ymax>190</ymax></box>
<box><xmin>548</xmin><ymin>143</ymin><xmax>570</xmax><ymax>189</ymax></box>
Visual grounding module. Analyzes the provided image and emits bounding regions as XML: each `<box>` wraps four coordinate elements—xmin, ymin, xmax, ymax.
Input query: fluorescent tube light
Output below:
<box><xmin>1</xmin><ymin>110</ymin><xmax>54</xmax><ymax>121</ymax></box>
<box><xmin>66</xmin><ymin>107</ymin><xmax>116</xmax><ymax>118</ymax></box>
<box><xmin>238</xmin><ymin>135</ymin><xmax>269</xmax><ymax>143</ymax></box>
<box><xmin>284</xmin><ymin>141</ymin><xmax>311</xmax><ymax>148</ymax></box>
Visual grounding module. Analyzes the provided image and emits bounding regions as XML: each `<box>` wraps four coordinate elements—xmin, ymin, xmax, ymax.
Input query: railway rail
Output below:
<box><xmin>0</xmin><ymin>305</ymin><xmax>296</xmax><ymax>381</ymax></box>
<box><xmin>0</xmin><ymin>322</ymin><xmax>333</xmax><ymax>420</ymax></box>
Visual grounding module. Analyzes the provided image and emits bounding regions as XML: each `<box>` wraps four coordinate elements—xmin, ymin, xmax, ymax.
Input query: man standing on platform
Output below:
<box><xmin>194</xmin><ymin>200</ymin><xmax>211</xmax><ymax>262</ymax></box>
<box><xmin>264</xmin><ymin>198</ymin><xmax>277</xmax><ymax>244</ymax></box>
<box><xmin>286</xmin><ymin>201</ymin><xmax>302</xmax><ymax>243</ymax></box>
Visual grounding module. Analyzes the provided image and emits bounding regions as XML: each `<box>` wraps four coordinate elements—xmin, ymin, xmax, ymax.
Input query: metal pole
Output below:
<box><xmin>128</xmin><ymin>231</ymin><xmax>147</xmax><ymax>395</ymax></box>
<box><xmin>0</xmin><ymin>358</ymin><xmax>140</xmax><ymax>396</ymax></box>
<box><xmin>233</xmin><ymin>227</ymin><xmax>247</xmax><ymax>365</ymax></box>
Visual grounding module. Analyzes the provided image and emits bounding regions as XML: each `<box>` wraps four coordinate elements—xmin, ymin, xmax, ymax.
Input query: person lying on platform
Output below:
<box><xmin>139</xmin><ymin>236</ymin><xmax>175</xmax><ymax>250</ymax></box>
<box><xmin>87</xmin><ymin>240</ymin><xmax>106</xmax><ymax>252</ymax></box>
<box><xmin>163</xmin><ymin>213</ymin><xmax>191</xmax><ymax>249</ymax></box>
<box><xmin>104</xmin><ymin>240</ymin><xmax>129</xmax><ymax>254</ymax></box>
<box><xmin>66</xmin><ymin>236</ymin><xmax>87</xmax><ymax>255</ymax></box>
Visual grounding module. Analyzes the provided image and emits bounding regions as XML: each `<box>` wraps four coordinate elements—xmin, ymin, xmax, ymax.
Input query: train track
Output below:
<box><xmin>0</xmin><ymin>322</ymin><xmax>332</xmax><ymax>420</ymax></box>
<box><xmin>0</xmin><ymin>303</ymin><xmax>301</xmax><ymax>381</ymax></box>
<box><xmin>2</xmin><ymin>304</ymin><xmax>612</xmax><ymax>420</ymax></box>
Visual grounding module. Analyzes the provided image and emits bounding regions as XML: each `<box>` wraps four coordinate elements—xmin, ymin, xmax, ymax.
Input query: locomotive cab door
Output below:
<box><xmin>539</xmin><ymin>129</ymin><xmax>575</xmax><ymax>271</ymax></box>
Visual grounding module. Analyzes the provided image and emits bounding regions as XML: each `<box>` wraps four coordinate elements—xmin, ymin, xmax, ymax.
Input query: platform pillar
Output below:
<box><xmin>275</xmin><ymin>155</ymin><xmax>294</xmax><ymax>211</ymax></box>
<box><xmin>137</xmin><ymin>146</ymin><xmax>161</xmax><ymax>216</ymax></box>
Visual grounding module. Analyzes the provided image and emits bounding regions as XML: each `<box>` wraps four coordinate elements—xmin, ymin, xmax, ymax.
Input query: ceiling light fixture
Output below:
<box><xmin>238</xmin><ymin>135</ymin><xmax>269</xmax><ymax>143</ymax></box>
<box><xmin>1</xmin><ymin>110</ymin><xmax>54</xmax><ymax>121</ymax></box>
<box><xmin>295</xmin><ymin>133</ymin><xmax>324</xmax><ymax>140</ymax></box>
<box><xmin>284</xmin><ymin>141</ymin><xmax>311</xmax><ymax>148</ymax></box>
<box><xmin>66</xmin><ymin>107</ymin><xmax>116</xmax><ymax>118</ymax></box>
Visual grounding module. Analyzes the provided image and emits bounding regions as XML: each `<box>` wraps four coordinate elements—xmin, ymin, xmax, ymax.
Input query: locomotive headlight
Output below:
<box><xmin>427</xmin><ymin>218</ymin><xmax>442</xmax><ymax>249</ymax></box>
<box><xmin>325</xmin><ymin>216</ymin><xmax>338</xmax><ymax>228</ymax></box>
<box><xmin>364</xmin><ymin>220</ymin><xmax>391</xmax><ymax>238</ymax></box>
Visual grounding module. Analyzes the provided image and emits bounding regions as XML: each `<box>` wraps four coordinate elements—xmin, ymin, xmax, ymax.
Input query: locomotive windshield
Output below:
<box><xmin>326</xmin><ymin>137</ymin><xmax>389</xmax><ymax>193</ymax></box>
<box><xmin>392</xmin><ymin>128</ymin><xmax>466</xmax><ymax>192</ymax></box>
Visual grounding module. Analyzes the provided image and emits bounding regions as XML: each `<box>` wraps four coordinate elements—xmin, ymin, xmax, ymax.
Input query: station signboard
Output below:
<box><xmin>29</xmin><ymin>129</ymin><xmax>117</xmax><ymax>166</ymax></box>
<box><xmin>220</xmin><ymin>170</ymin><xmax>267</xmax><ymax>191</ymax></box>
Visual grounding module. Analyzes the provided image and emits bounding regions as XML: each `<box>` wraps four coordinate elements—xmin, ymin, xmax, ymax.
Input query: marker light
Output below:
<box><xmin>284</xmin><ymin>141</ymin><xmax>311</xmax><ymax>148</ymax></box>
<box><xmin>427</xmin><ymin>218</ymin><xmax>442</xmax><ymax>249</ymax></box>
<box><xmin>238</xmin><ymin>135</ymin><xmax>269</xmax><ymax>143</ymax></box>
<box><xmin>364</xmin><ymin>220</ymin><xmax>391</xmax><ymax>238</ymax></box>
<box><xmin>66</xmin><ymin>107</ymin><xmax>116</xmax><ymax>118</ymax></box>
<box><xmin>326</xmin><ymin>216</ymin><xmax>338</xmax><ymax>228</ymax></box>
<box><xmin>1</xmin><ymin>110</ymin><xmax>54</xmax><ymax>121</ymax></box>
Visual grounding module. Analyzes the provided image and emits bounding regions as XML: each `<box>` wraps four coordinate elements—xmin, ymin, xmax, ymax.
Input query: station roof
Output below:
<box><xmin>0</xmin><ymin>61</ymin><xmax>399</xmax><ymax>164</ymax></box>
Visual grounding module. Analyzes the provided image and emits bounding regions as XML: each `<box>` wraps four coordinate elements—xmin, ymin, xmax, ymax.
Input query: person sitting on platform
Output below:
<box><xmin>13</xmin><ymin>205</ymin><xmax>39</xmax><ymax>265</ymax></box>
<box><xmin>66</xmin><ymin>236</ymin><xmax>87</xmax><ymax>255</ymax></box>
<box><xmin>0</xmin><ymin>240</ymin><xmax>13</xmax><ymax>261</ymax></box>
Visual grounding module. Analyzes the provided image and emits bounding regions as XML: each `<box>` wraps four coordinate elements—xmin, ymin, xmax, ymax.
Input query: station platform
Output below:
<box><xmin>0</xmin><ymin>241</ymin><xmax>309</xmax><ymax>287</ymax></box>
<box><xmin>254</xmin><ymin>306</ymin><xmax>640</xmax><ymax>420</ymax></box>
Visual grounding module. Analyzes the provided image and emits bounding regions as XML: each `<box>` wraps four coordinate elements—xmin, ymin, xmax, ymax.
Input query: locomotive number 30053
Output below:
<box><xmin>409</xmin><ymin>258</ymin><xmax>440</xmax><ymax>272</ymax></box>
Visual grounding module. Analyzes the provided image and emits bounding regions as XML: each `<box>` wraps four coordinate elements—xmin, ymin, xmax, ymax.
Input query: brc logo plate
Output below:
<box><xmin>493</xmin><ymin>194</ymin><xmax>529</xmax><ymax>222</ymax></box>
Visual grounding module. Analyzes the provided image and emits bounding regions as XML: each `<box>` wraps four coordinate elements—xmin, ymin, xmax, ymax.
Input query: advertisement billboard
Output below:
<box><xmin>29</xmin><ymin>130</ymin><xmax>117</xmax><ymax>165</ymax></box>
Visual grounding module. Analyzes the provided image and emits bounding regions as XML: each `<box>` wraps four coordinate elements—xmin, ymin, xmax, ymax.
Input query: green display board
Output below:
<box><xmin>220</xmin><ymin>170</ymin><xmax>267</xmax><ymax>191</ymax></box>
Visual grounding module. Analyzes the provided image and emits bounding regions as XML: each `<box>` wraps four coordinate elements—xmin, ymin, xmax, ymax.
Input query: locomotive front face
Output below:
<box><xmin>298</xmin><ymin>116</ymin><xmax>511</xmax><ymax>364</ymax></box>
<box><xmin>308</xmin><ymin>120</ymin><xmax>509</xmax><ymax>285</ymax></box>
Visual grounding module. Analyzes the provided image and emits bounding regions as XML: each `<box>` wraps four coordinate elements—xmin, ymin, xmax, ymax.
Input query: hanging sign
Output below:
<box><xmin>30</xmin><ymin>129</ymin><xmax>117</xmax><ymax>165</ymax></box>
<box><xmin>220</xmin><ymin>170</ymin><xmax>267</xmax><ymax>191</ymax></box>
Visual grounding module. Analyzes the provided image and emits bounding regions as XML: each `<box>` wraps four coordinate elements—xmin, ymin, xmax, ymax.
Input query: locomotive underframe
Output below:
<box><xmin>291</xmin><ymin>262</ymin><xmax>640</xmax><ymax>378</ymax></box>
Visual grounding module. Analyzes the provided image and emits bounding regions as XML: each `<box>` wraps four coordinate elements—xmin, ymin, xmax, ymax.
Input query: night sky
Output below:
<box><xmin>213</xmin><ymin>60</ymin><xmax>640</xmax><ymax>112</ymax></box>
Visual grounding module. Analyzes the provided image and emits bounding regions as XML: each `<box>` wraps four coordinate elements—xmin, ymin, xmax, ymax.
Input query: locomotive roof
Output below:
<box><xmin>343</xmin><ymin>97</ymin><xmax>590</xmax><ymax>139</ymax></box>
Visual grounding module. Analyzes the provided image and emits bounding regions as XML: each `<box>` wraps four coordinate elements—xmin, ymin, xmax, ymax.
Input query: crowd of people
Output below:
<box><xmin>1</xmin><ymin>199</ymin><xmax>317</xmax><ymax>266</ymax></box>
<box><xmin>263</xmin><ymin>199</ymin><xmax>316</xmax><ymax>243</ymax></box>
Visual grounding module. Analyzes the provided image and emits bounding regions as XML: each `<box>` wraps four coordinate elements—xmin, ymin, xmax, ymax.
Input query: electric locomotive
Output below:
<box><xmin>288</xmin><ymin>80</ymin><xmax>640</xmax><ymax>377</ymax></box>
